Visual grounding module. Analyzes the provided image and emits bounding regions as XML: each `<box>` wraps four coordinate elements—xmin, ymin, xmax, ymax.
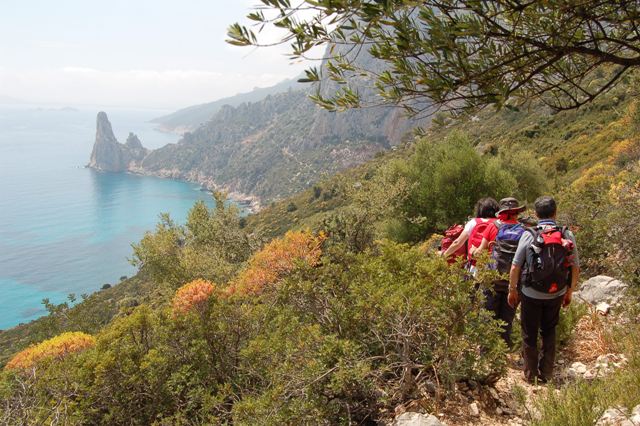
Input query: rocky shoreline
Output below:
<box><xmin>128</xmin><ymin>166</ymin><xmax>262</xmax><ymax>213</ymax></box>
<box><xmin>87</xmin><ymin>111</ymin><xmax>261</xmax><ymax>214</ymax></box>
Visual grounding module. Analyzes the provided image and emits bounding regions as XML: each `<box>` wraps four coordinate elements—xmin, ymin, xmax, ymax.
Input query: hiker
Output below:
<box><xmin>470</xmin><ymin>197</ymin><xmax>526</xmax><ymax>347</ymax></box>
<box><xmin>508</xmin><ymin>196</ymin><xmax>580</xmax><ymax>383</ymax></box>
<box><xmin>439</xmin><ymin>197</ymin><xmax>499</xmax><ymax>267</ymax></box>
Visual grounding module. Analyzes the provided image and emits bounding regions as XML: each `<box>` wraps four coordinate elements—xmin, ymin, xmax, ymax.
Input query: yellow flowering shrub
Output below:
<box><xmin>613</xmin><ymin>138</ymin><xmax>640</xmax><ymax>166</ymax></box>
<box><xmin>5</xmin><ymin>331</ymin><xmax>95</xmax><ymax>370</ymax></box>
<box><xmin>570</xmin><ymin>162</ymin><xmax>614</xmax><ymax>192</ymax></box>
<box><xmin>227</xmin><ymin>230</ymin><xmax>325</xmax><ymax>297</ymax></box>
<box><xmin>172</xmin><ymin>279</ymin><xmax>216</xmax><ymax>315</ymax></box>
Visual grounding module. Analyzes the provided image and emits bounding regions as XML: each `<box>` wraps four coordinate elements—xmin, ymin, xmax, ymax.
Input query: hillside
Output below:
<box><xmin>4</xmin><ymin>69</ymin><xmax>639</xmax><ymax>424</ymax></box>
<box><xmin>138</xmin><ymin>90</ymin><xmax>419</xmax><ymax>203</ymax></box>
<box><xmin>245</xmin><ymin>73</ymin><xmax>635</xmax><ymax>240</ymax></box>
<box><xmin>150</xmin><ymin>76</ymin><xmax>304</xmax><ymax>134</ymax></box>
<box><xmin>6</xmin><ymin>1</ymin><xmax>640</xmax><ymax>423</ymax></box>
<box><xmin>89</xmin><ymin>44</ymin><xmax>428</xmax><ymax>205</ymax></box>
<box><xmin>9</xmin><ymin>71</ymin><xmax>634</xmax><ymax>357</ymax></box>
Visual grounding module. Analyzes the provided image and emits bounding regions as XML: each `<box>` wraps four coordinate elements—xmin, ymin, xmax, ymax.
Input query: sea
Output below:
<box><xmin>0</xmin><ymin>104</ymin><xmax>230</xmax><ymax>329</ymax></box>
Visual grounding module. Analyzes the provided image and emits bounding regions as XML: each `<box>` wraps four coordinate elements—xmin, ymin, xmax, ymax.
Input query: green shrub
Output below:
<box><xmin>557</xmin><ymin>302</ymin><xmax>588</xmax><ymax>347</ymax></box>
<box><xmin>560</xmin><ymin>160</ymin><xmax>640</xmax><ymax>285</ymax></box>
<box><xmin>390</xmin><ymin>132</ymin><xmax>547</xmax><ymax>242</ymax></box>
<box><xmin>556</xmin><ymin>157</ymin><xmax>569</xmax><ymax>173</ymax></box>
<box><xmin>131</xmin><ymin>193</ymin><xmax>254</xmax><ymax>288</ymax></box>
<box><xmin>286</xmin><ymin>202</ymin><xmax>298</xmax><ymax>212</ymax></box>
<box><xmin>313</xmin><ymin>185</ymin><xmax>322</xmax><ymax>199</ymax></box>
<box><xmin>274</xmin><ymin>242</ymin><xmax>507</xmax><ymax>409</ymax></box>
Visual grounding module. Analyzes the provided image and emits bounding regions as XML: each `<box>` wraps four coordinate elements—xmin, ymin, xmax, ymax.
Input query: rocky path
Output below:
<box><xmin>393</xmin><ymin>275</ymin><xmax>633</xmax><ymax>426</ymax></box>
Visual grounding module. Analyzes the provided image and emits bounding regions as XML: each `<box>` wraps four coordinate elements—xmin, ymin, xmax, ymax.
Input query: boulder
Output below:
<box><xmin>567</xmin><ymin>361</ymin><xmax>588</xmax><ymax>377</ymax></box>
<box><xmin>631</xmin><ymin>405</ymin><xmax>640</xmax><ymax>424</ymax></box>
<box><xmin>394</xmin><ymin>412</ymin><xmax>445</xmax><ymax>426</ymax></box>
<box><xmin>489</xmin><ymin>387</ymin><xmax>500</xmax><ymax>400</ymax></box>
<box><xmin>596</xmin><ymin>406</ymin><xmax>635</xmax><ymax>426</ymax></box>
<box><xmin>575</xmin><ymin>276</ymin><xmax>628</xmax><ymax>306</ymax></box>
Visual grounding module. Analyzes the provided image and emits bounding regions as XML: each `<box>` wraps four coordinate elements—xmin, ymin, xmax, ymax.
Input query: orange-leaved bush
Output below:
<box><xmin>5</xmin><ymin>331</ymin><xmax>95</xmax><ymax>370</ymax></box>
<box><xmin>172</xmin><ymin>279</ymin><xmax>216</xmax><ymax>315</ymax></box>
<box><xmin>227</xmin><ymin>230</ymin><xmax>325</xmax><ymax>297</ymax></box>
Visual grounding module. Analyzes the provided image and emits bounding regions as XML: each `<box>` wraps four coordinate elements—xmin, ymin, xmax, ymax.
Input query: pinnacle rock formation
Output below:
<box><xmin>88</xmin><ymin>112</ymin><xmax>147</xmax><ymax>172</ymax></box>
<box><xmin>125</xmin><ymin>132</ymin><xmax>148</xmax><ymax>160</ymax></box>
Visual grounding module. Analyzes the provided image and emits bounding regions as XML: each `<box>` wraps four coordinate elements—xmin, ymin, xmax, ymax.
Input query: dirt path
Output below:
<box><xmin>433</xmin><ymin>307</ymin><xmax>622</xmax><ymax>425</ymax></box>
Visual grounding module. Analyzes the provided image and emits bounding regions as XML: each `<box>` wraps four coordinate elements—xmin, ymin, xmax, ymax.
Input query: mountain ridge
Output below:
<box><xmin>150</xmin><ymin>76</ymin><xmax>304</xmax><ymax>134</ymax></box>
<box><xmin>89</xmin><ymin>50</ymin><xmax>429</xmax><ymax>205</ymax></box>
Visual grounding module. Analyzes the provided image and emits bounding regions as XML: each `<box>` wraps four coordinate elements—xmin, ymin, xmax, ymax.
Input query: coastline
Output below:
<box><xmin>150</xmin><ymin>123</ymin><xmax>195</xmax><ymax>136</ymax></box>
<box><xmin>117</xmin><ymin>165</ymin><xmax>261</xmax><ymax>214</ymax></box>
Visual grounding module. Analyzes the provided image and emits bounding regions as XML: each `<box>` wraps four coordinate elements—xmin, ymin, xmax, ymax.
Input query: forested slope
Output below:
<box><xmin>2</xmin><ymin>71</ymin><xmax>639</xmax><ymax>425</ymax></box>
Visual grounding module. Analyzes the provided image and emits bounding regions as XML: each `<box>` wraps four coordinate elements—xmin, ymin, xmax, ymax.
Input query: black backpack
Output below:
<box><xmin>520</xmin><ymin>225</ymin><xmax>572</xmax><ymax>294</ymax></box>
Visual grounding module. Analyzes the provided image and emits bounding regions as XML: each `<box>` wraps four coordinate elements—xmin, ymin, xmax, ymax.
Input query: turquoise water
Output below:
<box><xmin>0</xmin><ymin>105</ymin><xmax>223</xmax><ymax>329</ymax></box>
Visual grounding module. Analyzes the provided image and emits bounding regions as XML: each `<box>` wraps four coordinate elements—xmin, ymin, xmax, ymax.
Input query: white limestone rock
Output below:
<box><xmin>596</xmin><ymin>407</ymin><xmax>629</xmax><ymax>425</ymax></box>
<box><xmin>469</xmin><ymin>402</ymin><xmax>480</xmax><ymax>417</ymax></box>
<box><xmin>394</xmin><ymin>412</ymin><xmax>445</xmax><ymax>426</ymax></box>
<box><xmin>575</xmin><ymin>276</ymin><xmax>628</xmax><ymax>306</ymax></box>
<box><xmin>568</xmin><ymin>361</ymin><xmax>588</xmax><ymax>377</ymax></box>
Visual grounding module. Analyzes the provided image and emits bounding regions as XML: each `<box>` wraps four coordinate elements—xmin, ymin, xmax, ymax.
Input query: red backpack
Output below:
<box><xmin>521</xmin><ymin>225</ymin><xmax>574</xmax><ymax>294</ymax></box>
<box><xmin>441</xmin><ymin>224</ymin><xmax>466</xmax><ymax>264</ymax></box>
<box><xmin>467</xmin><ymin>218</ymin><xmax>496</xmax><ymax>261</ymax></box>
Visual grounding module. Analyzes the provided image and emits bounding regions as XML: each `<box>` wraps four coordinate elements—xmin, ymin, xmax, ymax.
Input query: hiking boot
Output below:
<box><xmin>536</xmin><ymin>375</ymin><xmax>549</xmax><ymax>384</ymax></box>
<box><xmin>508</xmin><ymin>356</ymin><xmax>524</xmax><ymax>369</ymax></box>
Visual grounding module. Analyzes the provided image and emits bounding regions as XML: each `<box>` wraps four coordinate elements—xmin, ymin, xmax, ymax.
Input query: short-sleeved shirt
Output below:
<box><xmin>464</xmin><ymin>217</ymin><xmax>493</xmax><ymax>235</ymax></box>
<box><xmin>512</xmin><ymin>220</ymin><xmax>580</xmax><ymax>300</ymax></box>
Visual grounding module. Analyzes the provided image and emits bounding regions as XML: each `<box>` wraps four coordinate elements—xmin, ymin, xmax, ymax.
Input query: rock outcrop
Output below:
<box><xmin>124</xmin><ymin>133</ymin><xmax>147</xmax><ymax>160</ymax></box>
<box><xmin>88</xmin><ymin>112</ymin><xmax>147</xmax><ymax>172</ymax></box>
<box><xmin>394</xmin><ymin>412</ymin><xmax>444</xmax><ymax>426</ymax></box>
<box><xmin>596</xmin><ymin>404</ymin><xmax>640</xmax><ymax>426</ymax></box>
<box><xmin>575</xmin><ymin>275</ymin><xmax>628</xmax><ymax>306</ymax></box>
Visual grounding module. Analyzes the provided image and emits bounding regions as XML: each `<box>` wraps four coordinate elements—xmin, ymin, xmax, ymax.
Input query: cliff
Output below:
<box><xmin>88</xmin><ymin>46</ymin><xmax>428</xmax><ymax>203</ymax></box>
<box><xmin>138</xmin><ymin>87</ymin><xmax>424</xmax><ymax>202</ymax></box>
<box><xmin>88</xmin><ymin>92</ymin><xmax>423</xmax><ymax>203</ymax></box>
<box><xmin>88</xmin><ymin>112</ymin><xmax>147</xmax><ymax>172</ymax></box>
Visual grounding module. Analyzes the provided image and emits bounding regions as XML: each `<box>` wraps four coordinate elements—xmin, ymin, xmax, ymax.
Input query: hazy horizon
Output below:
<box><xmin>0</xmin><ymin>0</ymin><xmax>312</xmax><ymax>110</ymax></box>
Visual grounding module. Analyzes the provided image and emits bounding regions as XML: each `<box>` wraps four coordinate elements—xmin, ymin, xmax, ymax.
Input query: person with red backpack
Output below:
<box><xmin>470</xmin><ymin>197</ymin><xmax>527</xmax><ymax>347</ymax></box>
<box><xmin>508</xmin><ymin>196</ymin><xmax>580</xmax><ymax>383</ymax></box>
<box><xmin>439</xmin><ymin>197</ymin><xmax>499</xmax><ymax>265</ymax></box>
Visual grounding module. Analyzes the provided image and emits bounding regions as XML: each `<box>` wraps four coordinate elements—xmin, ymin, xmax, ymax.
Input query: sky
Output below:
<box><xmin>0</xmin><ymin>0</ymin><xmax>313</xmax><ymax>109</ymax></box>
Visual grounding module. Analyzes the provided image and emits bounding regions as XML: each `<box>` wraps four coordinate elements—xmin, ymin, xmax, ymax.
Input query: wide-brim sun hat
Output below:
<box><xmin>496</xmin><ymin>197</ymin><xmax>526</xmax><ymax>215</ymax></box>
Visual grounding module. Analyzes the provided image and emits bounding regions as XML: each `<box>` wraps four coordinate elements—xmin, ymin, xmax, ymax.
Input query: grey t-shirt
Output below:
<box><xmin>512</xmin><ymin>220</ymin><xmax>579</xmax><ymax>300</ymax></box>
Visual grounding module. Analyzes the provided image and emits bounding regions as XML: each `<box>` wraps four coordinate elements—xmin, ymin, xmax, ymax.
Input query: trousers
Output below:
<box><xmin>520</xmin><ymin>292</ymin><xmax>564</xmax><ymax>382</ymax></box>
<box><xmin>483</xmin><ymin>280</ymin><xmax>516</xmax><ymax>348</ymax></box>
